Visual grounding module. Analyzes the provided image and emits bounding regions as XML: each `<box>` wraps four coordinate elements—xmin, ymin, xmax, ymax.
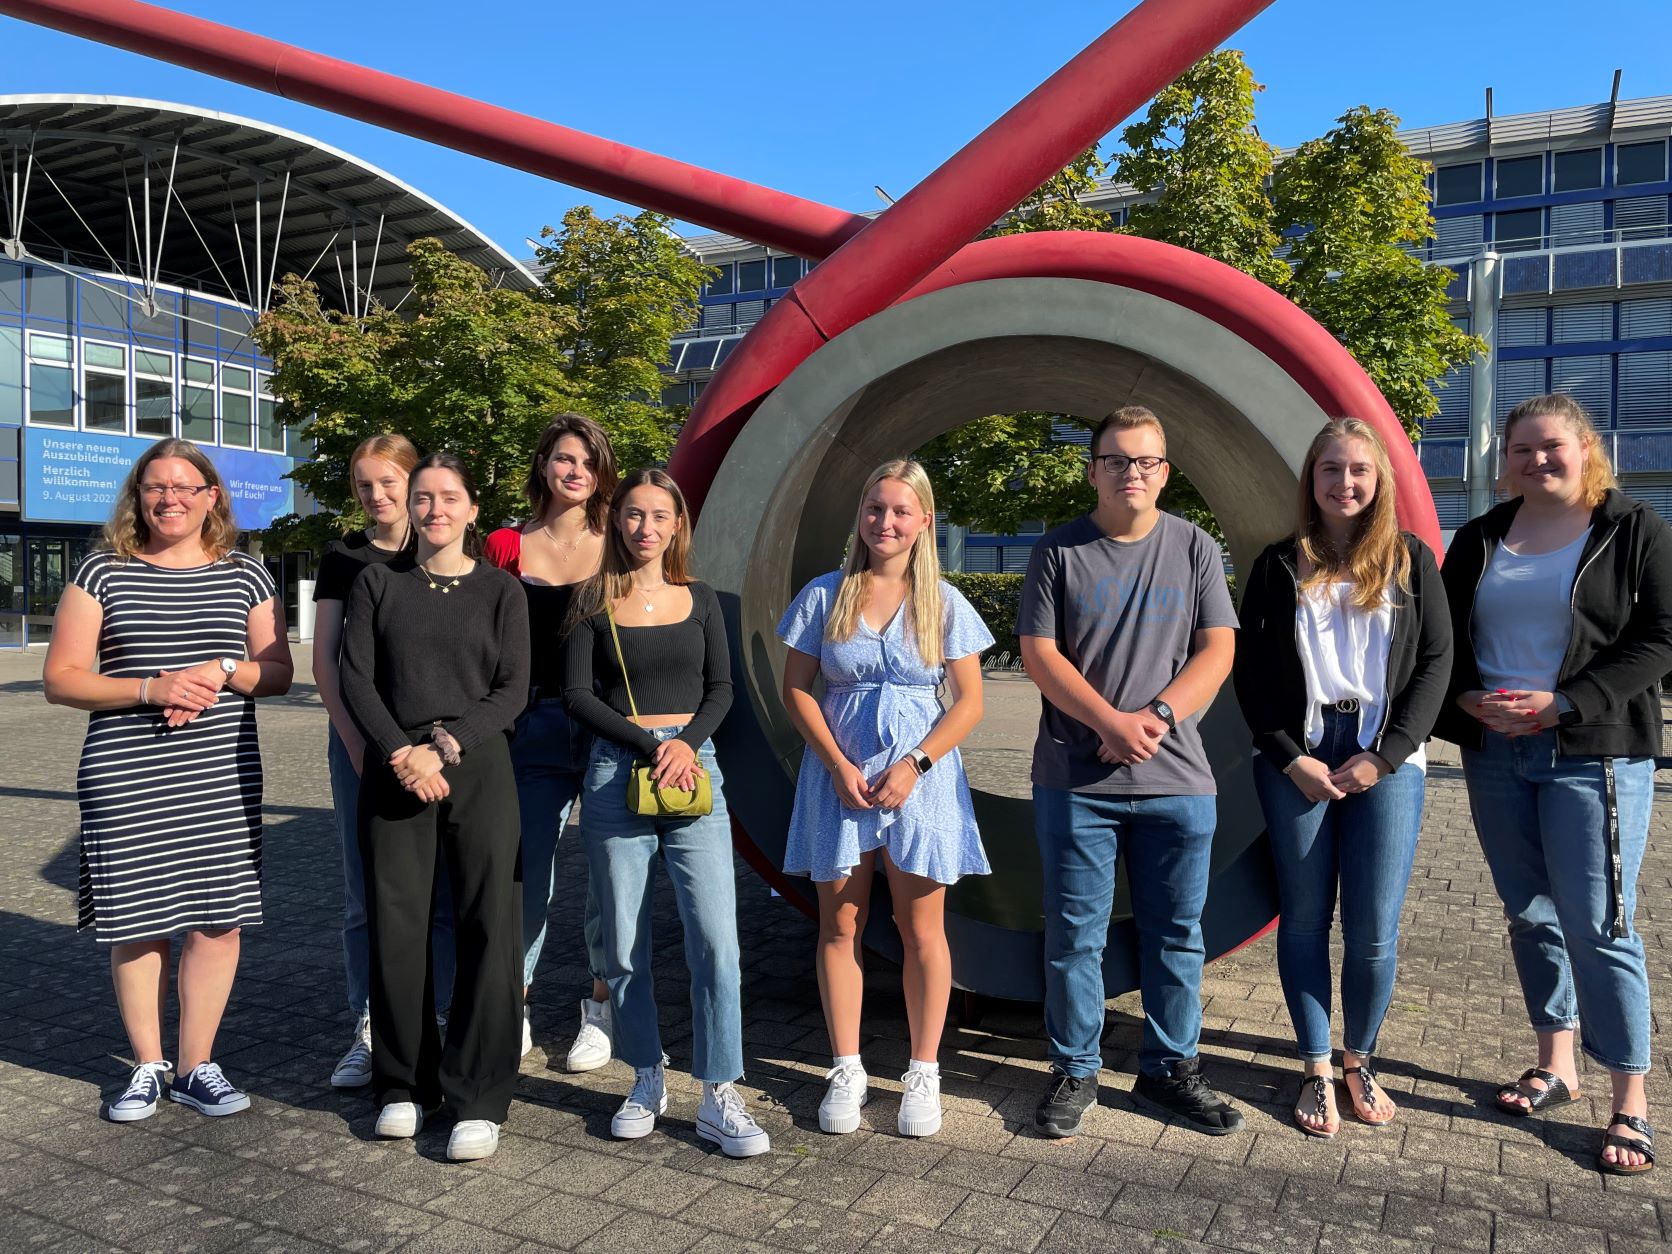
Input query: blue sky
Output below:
<box><xmin>4</xmin><ymin>0</ymin><xmax>1670</xmax><ymax>255</ymax></box>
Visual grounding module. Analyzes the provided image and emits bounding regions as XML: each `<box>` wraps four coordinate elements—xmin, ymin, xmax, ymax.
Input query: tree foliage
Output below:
<box><xmin>1115</xmin><ymin>51</ymin><xmax>1290</xmax><ymax>291</ymax></box>
<box><xmin>257</xmin><ymin>210</ymin><xmax>710</xmax><ymax>535</ymax></box>
<box><xmin>919</xmin><ymin>414</ymin><xmax>1094</xmax><ymax>536</ymax></box>
<box><xmin>984</xmin><ymin>147</ymin><xmax>1116</xmax><ymax>237</ymax></box>
<box><xmin>1273</xmin><ymin>106</ymin><xmax>1485</xmax><ymax>435</ymax></box>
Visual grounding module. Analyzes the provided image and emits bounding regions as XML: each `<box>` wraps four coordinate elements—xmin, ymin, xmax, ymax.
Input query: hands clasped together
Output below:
<box><xmin>830</xmin><ymin>756</ymin><xmax>919</xmax><ymax>812</ymax></box>
<box><xmin>145</xmin><ymin>661</ymin><xmax>229</xmax><ymax>728</ymax></box>
<box><xmin>1460</xmin><ymin>688</ymin><xmax>1560</xmax><ymax>737</ymax></box>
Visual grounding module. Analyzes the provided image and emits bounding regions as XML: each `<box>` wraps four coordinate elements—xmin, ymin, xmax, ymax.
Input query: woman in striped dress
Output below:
<box><xmin>44</xmin><ymin>438</ymin><xmax>293</xmax><ymax>1123</ymax></box>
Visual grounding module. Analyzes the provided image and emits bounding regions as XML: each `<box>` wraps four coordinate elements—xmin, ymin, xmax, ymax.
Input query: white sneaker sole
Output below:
<box><xmin>375</xmin><ymin>1110</ymin><xmax>422</xmax><ymax>1139</ymax></box>
<box><xmin>612</xmin><ymin>1094</ymin><xmax>667</xmax><ymax>1139</ymax></box>
<box><xmin>168</xmin><ymin>1090</ymin><xmax>251</xmax><ymax>1117</ymax></box>
<box><xmin>896</xmin><ymin>1106</ymin><xmax>942</xmax><ymax>1138</ymax></box>
<box><xmin>565</xmin><ymin>1037</ymin><xmax>611</xmax><ymax>1073</ymax></box>
<box><xmin>698</xmin><ymin>1114</ymin><xmax>770</xmax><ymax>1158</ymax></box>
<box><xmin>106</xmin><ymin>1099</ymin><xmax>158</xmax><ymax>1123</ymax></box>
<box><xmin>447</xmin><ymin>1135</ymin><xmax>499</xmax><ymax>1161</ymax></box>
<box><xmin>818</xmin><ymin>1091</ymin><xmax>868</xmax><ymax>1135</ymax></box>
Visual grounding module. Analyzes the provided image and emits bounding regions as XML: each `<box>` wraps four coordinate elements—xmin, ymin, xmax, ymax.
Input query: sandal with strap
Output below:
<box><xmin>1292</xmin><ymin>1074</ymin><xmax>1338</xmax><ymax>1140</ymax></box>
<box><xmin>1494</xmin><ymin>1067</ymin><xmax>1581</xmax><ymax>1117</ymax></box>
<box><xmin>1599</xmin><ymin>1112</ymin><xmax>1656</xmax><ymax>1177</ymax></box>
<box><xmin>1345</xmin><ymin>1062</ymin><xmax>1395</xmax><ymax>1127</ymax></box>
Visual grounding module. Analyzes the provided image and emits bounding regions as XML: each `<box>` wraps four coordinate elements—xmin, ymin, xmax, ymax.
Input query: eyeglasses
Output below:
<box><xmin>1091</xmin><ymin>454</ymin><xmax>1167</xmax><ymax>477</ymax></box>
<box><xmin>138</xmin><ymin>483</ymin><xmax>213</xmax><ymax>501</ymax></box>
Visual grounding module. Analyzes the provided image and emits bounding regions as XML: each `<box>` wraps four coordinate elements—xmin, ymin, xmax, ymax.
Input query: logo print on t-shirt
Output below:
<box><xmin>1075</xmin><ymin>574</ymin><xmax>1186</xmax><ymax>624</ymax></box>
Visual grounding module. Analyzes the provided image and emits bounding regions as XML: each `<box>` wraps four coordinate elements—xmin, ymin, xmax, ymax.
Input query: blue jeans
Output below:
<box><xmin>1252</xmin><ymin>709</ymin><xmax>1424</xmax><ymax>1061</ymax></box>
<box><xmin>1462</xmin><ymin>728</ymin><xmax>1654</xmax><ymax>1074</ymax></box>
<box><xmin>1035</xmin><ymin>787</ymin><xmax>1216</xmax><ymax>1080</ymax></box>
<box><xmin>581</xmin><ymin>728</ymin><xmax>743</xmax><ymax>1081</ymax></box>
<box><xmin>329</xmin><ymin>725</ymin><xmax>456</xmax><ymax>1019</ymax></box>
<box><xmin>511</xmin><ymin>697</ymin><xmax>604</xmax><ymax>989</ymax></box>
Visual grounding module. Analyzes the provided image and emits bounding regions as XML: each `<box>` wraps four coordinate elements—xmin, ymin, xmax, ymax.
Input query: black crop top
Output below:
<box><xmin>523</xmin><ymin>580</ymin><xmax>579</xmax><ymax>693</ymax></box>
<box><xmin>562</xmin><ymin>580</ymin><xmax>732</xmax><ymax>756</ymax></box>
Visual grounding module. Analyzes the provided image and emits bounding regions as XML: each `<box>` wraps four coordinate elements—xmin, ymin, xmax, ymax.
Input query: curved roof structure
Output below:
<box><xmin>0</xmin><ymin>93</ymin><xmax>536</xmax><ymax>313</ymax></box>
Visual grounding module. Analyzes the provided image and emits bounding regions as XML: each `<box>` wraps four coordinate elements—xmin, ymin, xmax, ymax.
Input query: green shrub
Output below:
<box><xmin>945</xmin><ymin>572</ymin><xmax>1024</xmax><ymax>659</ymax></box>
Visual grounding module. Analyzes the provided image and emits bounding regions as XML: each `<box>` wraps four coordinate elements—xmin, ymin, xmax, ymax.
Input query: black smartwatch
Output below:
<box><xmin>907</xmin><ymin>748</ymin><xmax>933</xmax><ymax>776</ymax></box>
<box><xmin>1556</xmin><ymin>694</ymin><xmax>1581</xmax><ymax>728</ymax></box>
<box><xmin>1149</xmin><ymin>700</ymin><xmax>1176</xmax><ymax>732</ymax></box>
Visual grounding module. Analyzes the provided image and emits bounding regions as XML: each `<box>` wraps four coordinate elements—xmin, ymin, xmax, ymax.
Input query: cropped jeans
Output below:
<box><xmin>328</xmin><ymin>725</ymin><xmax>455</xmax><ymax>1020</ymax></box>
<box><xmin>1034</xmin><ymin>786</ymin><xmax>1216</xmax><ymax>1081</ymax></box>
<box><xmin>581</xmin><ymin>727</ymin><xmax>743</xmax><ymax>1083</ymax></box>
<box><xmin>1251</xmin><ymin>708</ymin><xmax>1424</xmax><ymax>1062</ymax></box>
<box><xmin>1461</xmin><ymin>727</ymin><xmax>1654</xmax><ymax>1074</ymax></box>
<box><xmin>511</xmin><ymin>696</ymin><xmax>605</xmax><ymax>990</ymax></box>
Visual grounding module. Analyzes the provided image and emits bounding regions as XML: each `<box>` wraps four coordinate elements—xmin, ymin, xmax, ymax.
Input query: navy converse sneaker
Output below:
<box><xmin>107</xmin><ymin>1060</ymin><xmax>171</xmax><ymax>1122</ymax></box>
<box><xmin>168</xmin><ymin>1062</ymin><xmax>251</xmax><ymax>1117</ymax></box>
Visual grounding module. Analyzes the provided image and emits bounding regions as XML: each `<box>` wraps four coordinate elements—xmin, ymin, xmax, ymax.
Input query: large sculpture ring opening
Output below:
<box><xmin>694</xmin><ymin>236</ymin><xmax>1440</xmax><ymax>1004</ymax></box>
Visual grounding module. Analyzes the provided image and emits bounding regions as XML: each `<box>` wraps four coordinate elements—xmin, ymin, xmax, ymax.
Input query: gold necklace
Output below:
<box><xmin>418</xmin><ymin>562</ymin><xmax>464</xmax><ymax>594</ymax></box>
<box><xmin>539</xmin><ymin>522</ymin><xmax>582</xmax><ymax>555</ymax></box>
<box><xmin>633</xmin><ymin>580</ymin><xmax>668</xmax><ymax>613</ymax></box>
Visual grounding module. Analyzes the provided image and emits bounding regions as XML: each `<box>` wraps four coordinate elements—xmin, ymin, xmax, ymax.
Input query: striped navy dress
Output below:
<box><xmin>72</xmin><ymin>550</ymin><xmax>277</xmax><ymax>944</ymax></box>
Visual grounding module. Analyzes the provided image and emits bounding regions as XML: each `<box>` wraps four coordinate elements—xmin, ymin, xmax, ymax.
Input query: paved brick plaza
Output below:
<box><xmin>2</xmin><ymin>644</ymin><xmax>1670</xmax><ymax>1253</ymax></box>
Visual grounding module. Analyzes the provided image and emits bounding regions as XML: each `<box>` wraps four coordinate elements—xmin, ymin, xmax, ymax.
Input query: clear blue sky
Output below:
<box><xmin>4</xmin><ymin>0</ymin><xmax>1670</xmax><ymax>255</ymax></box>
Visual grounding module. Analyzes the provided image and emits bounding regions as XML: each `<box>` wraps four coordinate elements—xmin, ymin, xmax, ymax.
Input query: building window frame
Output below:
<box><xmin>180</xmin><ymin>357</ymin><xmax>218</xmax><ymax>444</ymax></box>
<box><xmin>256</xmin><ymin>372</ymin><xmax>285</xmax><ymax>454</ymax></box>
<box><xmin>133</xmin><ymin>348</ymin><xmax>175</xmax><ymax>439</ymax></box>
<box><xmin>81</xmin><ymin>337</ymin><xmax>129</xmax><ymax>435</ymax></box>
<box><xmin>25</xmin><ymin>332</ymin><xmax>75</xmax><ymax>429</ymax></box>
<box><xmin>220</xmin><ymin>364</ymin><xmax>254</xmax><ymax>449</ymax></box>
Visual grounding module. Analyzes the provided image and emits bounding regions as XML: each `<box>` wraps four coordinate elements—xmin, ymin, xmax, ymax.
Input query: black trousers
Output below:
<box><xmin>359</xmin><ymin>735</ymin><xmax>522</xmax><ymax>1122</ymax></box>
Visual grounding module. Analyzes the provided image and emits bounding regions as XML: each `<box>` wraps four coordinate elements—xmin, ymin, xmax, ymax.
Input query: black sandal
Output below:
<box><xmin>1345</xmin><ymin>1062</ymin><xmax>1394</xmax><ymax>1127</ymax></box>
<box><xmin>1599</xmin><ymin>1112</ymin><xmax>1655</xmax><ymax>1176</ymax></box>
<box><xmin>1292</xmin><ymin>1075</ymin><xmax>1337</xmax><ymax>1140</ymax></box>
<box><xmin>1494</xmin><ymin>1067</ymin><xmax>1581</xmax><ymax>1117</ymax></box>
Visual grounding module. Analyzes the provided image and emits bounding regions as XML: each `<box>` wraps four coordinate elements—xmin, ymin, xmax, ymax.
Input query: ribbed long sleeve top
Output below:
<box><xmin>562</xmin><ymin>580</ymin><xmax>732</xmax><ymax>756</ymax></box>
<box><xmin>340</xmin><ymin>559</ymin><xmax>531</xmax><ymax>761</ymax></box>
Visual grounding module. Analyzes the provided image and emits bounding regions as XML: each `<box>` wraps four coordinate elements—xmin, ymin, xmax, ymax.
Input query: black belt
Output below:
<box><xmin>1323</xmin><ymin>698</ymin><xmax>1361</xmax><ymax>714</ymax></box>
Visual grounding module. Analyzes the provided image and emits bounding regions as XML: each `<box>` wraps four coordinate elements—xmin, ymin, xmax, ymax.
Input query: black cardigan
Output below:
<box><xmin>1233</xmin><ymin>533</ymin><xmax>1453</xmax><ymax>771</ymax></box>
<box><xmin>1434</xmin><ymin>488</ymin><xmax>1672</xmax><ymax>757</ymax></box>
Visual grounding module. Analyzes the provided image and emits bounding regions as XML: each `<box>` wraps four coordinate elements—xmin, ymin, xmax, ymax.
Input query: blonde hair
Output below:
<box><xmin>567</xmin><ymin>468</ymin><xmax>693</xmax><ymax>629</ymax></box>
<box><xmin>103</xmin><ymin>438</ymin><xmax>238</xmax><ymax>561</ymax></box>
<box><xmin>826</xmin><ymin>460</ymin><xmax>946</xmax><ymax>668</ymax></box>
<box><xmin>349</xmin><ymin>432</ymin><xmax>419</xmax><ymax>549</ymax></box>
<box><xmin>1091</xmin><ymin>405</ymin><xmax>1167</xmax><ymax>457</ymax></box>
<box><xmin>1499</xmin><ymin>393</ymin><xmax>1616</xmax><ymax>508</ymax></box>
<box><xmin>1295</xmin><ymin>419</ymin><xmax>1411</xmax><ymax>610</ymax></box>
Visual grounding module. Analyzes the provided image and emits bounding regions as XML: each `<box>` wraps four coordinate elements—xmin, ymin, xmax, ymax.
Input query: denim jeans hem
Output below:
<box><xmin>1296</xmin><ymin>1048</ymin><xmax>1331</xmax><ymax>1063</ymax></box>
<box><xmin>1530</xmin><ymin>1017</ymin><xmax>1581</xmax><ymax>1033</ymax></box>
<box><xmin>1049</xmin><ymin>1063</ymin><xmax>1102</xmax><ymax>1081</ymax></box>
<box><xmin>1580</xmin><ymin>1043</ymin><xmax>1651</xmax><ymax>1075</ymax></box>
<box><xmin>1138</xmin><ymin>1054</ymin><xmax>1196</xmax><ymax>1081</ymax></box>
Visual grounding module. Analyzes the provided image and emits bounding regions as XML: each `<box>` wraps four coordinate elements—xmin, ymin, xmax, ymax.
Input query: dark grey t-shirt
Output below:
<box><xmin>1018</xmin><ymin>512</ymin><xmax>1237</xmax><ymax>795</ymax></box>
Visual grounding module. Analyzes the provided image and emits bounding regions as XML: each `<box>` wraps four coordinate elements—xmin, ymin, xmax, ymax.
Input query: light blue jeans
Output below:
<box><xmin>1461</xmin><ymin>727</ymin><xmax>1654</xmax><ymax>1074</ymax></box>
<box><xmin>1252</xmin><ymin>708</ymin><xmax>1424</xmax><ymax>1061</ymax></box>
<box><xmin>581</xmin><ymin>727</ymin><xmax>743</xmax><ymax>1082</ymax></box>
<box><xmin>329</xmin><ymin>725</ymin><xmax>455</xmax><ymax>1019</ymax></box>
<box><xmin>511</xmin><ymin>697</ymin><xmax>605</xmax><ymax>989</ymax></box>
<box><xmin>1034</xmin><ymin>787</ymin><xmax>1216</xmax><ymax>1080</ymax></box>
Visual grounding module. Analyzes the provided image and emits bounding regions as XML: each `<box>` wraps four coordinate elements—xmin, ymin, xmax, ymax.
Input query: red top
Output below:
<box><xmin>483</xmin><ymin>527</ymin><xmax>523</xmax><ymax>577</ymax></box>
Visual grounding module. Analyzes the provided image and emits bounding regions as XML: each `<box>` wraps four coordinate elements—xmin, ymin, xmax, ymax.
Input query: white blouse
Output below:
<box><xmin>1295</xmin><ymin>581</ymin><xmax>1423</xmax><ymax>770</ymax></box>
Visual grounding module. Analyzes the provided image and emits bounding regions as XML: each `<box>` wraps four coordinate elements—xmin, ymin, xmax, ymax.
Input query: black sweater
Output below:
<box><xmin>1435</xmin><ymin>489</ymin><xmax>1672</xmax><ymax>757</ymax></box>
<box><xmin>563</xmin><ymin>580</ymin><xmax>732</xmax><ymax>757</ymax></box>
<box><xmin>340</xmin><ymin>559</ymin><xmax>531</xmax><ymax>762</ymax></box>
<box><xmin>1234</xmin><ymin>534</ymin><xmax>1453</xmax><ymax>771</ymax></box>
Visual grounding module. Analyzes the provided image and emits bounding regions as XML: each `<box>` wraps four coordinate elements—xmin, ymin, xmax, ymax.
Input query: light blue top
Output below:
<box><xmin>1473</xmin><ymin>530</ymin><xmax>1587</xmax><ymax>693</ymax></box>
<box><xmin>776</xmin><ymin>571</ymin><xmax>994</xmax><ymax>884</ymax></box>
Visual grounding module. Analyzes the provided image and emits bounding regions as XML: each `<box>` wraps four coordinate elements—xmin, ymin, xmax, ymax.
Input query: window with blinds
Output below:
<box><xmin>1430</xmin><ymin>490</ymin><xmax>1472</xmax><ymax>529</ymax></box>
<box><xmin>735</xmin><ymin>299</ymin><xmax>766</xmax><ymax>328</ymax></box>
<box><xmin>1496</xmin><ymin>307</ymin><xmax>1547</xmax><ymax>347</ymax></box>
<box><xmin>1551</xmin><ymin>201</ymin><xmax>1605</xmax><ymax>247</ymax></box>
<box><xmin>1621</xmin><ymin>297</ymin><xmax>1672</xmax><ymax>339</ymax></box>
<box><xmin>1618</xmin><ymin>352</ymin><xmax>1672</xmax><ymax>428</ymax></box>
<box><xmin>1552</xmin><ymin>303</ymin><xmax>1611</xmax><ymax>343</ymax></box>
<box><xmin>1497</xmin><ymin>358</ymin><xmax>1546</xmax><ymax>417</ymax></box>
<box><xmin>1434</xmin><ymin>214</ymin><xmax>1484</xmax><ymax>255</ymax></box>
<box><xmin>1425</xmin><ymin>366</ymin><xmax>1472</xmax><ymax>438</ymax></box>
<box><xmin>1615</xmin><ymin>196</ymin><xmax>1670</xmax><ymax>241</ymax></box>
<box><xmin>1551</xmin><ymin>354</ymin><xmax>1611</xmax><ymax>422</ymax></box>
<box><xmin>1618</xmin><ymin>480</ymin><xmax>1672</xmax><ymax>523</ymax></box>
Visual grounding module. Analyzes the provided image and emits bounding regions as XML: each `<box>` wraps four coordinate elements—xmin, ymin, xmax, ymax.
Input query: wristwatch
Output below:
<box><xmin>906</xmin><ymin>748</ymin><xmax>933</xmax><ymax>776</ymax></box>
<box><xmin>1149</xmin><ymin>699</ymin><xmax>1176</xmax><ymax>732</ymax></box>
<box><xmin>218</xmin><ymin>657</ymin><xmax>238</xmax><ymax>679</ymax></box>
<box><xmin>1555</xmin><ymin>693</ymin><xmax>1581</xmax><ymax>727</ymax></box>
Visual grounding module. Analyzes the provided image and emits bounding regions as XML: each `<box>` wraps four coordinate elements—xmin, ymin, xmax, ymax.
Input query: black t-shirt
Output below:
<box><xmin>313</xmin><ymin>531</ymin><xmax>409</xmax><ymax>610</ymax></box>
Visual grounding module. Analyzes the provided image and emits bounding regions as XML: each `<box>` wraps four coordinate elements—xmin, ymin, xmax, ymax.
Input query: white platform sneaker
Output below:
<box><xmin>818</xmin><ymin>1061</ymin><xmax>869</xmax><ymax>1134</ymax></box>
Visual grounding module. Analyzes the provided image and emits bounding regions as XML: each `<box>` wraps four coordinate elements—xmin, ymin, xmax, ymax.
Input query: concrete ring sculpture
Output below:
<box><xmin>690</xmin><ymin>231</ymin><xmax>1441</xmax><ymax>1003</ymax></box>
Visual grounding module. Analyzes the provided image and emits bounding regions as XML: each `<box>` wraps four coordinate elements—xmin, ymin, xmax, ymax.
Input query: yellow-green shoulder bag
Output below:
<box><xmin>606</xmin><ymin>603</ymin><xmax>713</xmax><ymax>818</ymax></box>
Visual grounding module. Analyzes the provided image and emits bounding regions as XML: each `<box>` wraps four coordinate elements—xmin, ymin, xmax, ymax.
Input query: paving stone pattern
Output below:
<box><xmin>1</xmin><ymin>645</ymin><xmax>1670</xmax><ymax>1252</ymax></box>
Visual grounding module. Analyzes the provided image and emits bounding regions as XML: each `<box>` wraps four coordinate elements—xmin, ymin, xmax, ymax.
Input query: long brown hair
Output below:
<box><xmin>410</xmin><ymin>452</ymin><xmax>485</xmax><ymax>559</ymax></box>
<box><xmin>826</xmin><ymin>460</ymin><xmax>946</xmax><ymax>668</ymax></box>
<box><xmin>1499</xmin><ymin>393</ymin><xmax>1617</xmax><ymax>508</ymax></box>
<box><xmin>567</xmin><ymin>468</ymin><xmax>693</xmax><ymax>627</ymax></box>
<box><xmin>1295</xmin><ymin>419</ymin><xmax>1410</xmax><ymax>610</ymax></box>
<box><xmin>104</xmin><ymin>438</ymin><xmax>238</xmax><ymax>561</ymax></box>
<box><xmin>349</xmin><ymin>432</ymin><xmax>419</xmax><ymax>550</ymax></box>
<box><xmin>525</xmin><ymin>413</ymin><xmax>618</xmax><ymax>534</ymax></box>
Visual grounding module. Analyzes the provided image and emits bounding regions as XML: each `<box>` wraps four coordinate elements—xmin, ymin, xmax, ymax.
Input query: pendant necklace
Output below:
<box><xmin>418</xmin><ymin>563</ymin><xmax>463</xmax><ymax>594</ymax></box>
<box><xmin>635</xmin><ymin>580</ymin><xmax>667</xmax><ymax>613</ymax></box>
<box><xmin>540</xmin><ymin>522</ymin><xmax>581</xmax><ymax>559</ymax></box>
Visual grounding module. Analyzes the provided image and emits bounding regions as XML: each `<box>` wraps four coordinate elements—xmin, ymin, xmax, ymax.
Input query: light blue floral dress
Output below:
<box><xmin>777</xmin><ymin>571</ymin><xmax>994</xmax><ymax>884</ymax></box>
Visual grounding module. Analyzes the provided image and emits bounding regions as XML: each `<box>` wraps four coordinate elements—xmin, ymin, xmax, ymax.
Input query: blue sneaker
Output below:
<box><xmin>168</xmin><ymin>1062</ymin><xmax>251</xmax><ymax>1117</ymax></box>
<box><xmin>107</xmin><ymin>1060</ymin><xmax>171</xmax><ymax>1123</ymax></box>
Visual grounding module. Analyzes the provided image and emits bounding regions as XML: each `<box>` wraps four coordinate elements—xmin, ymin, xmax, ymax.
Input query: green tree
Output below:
<box><xmin>257</xmin><ymin>237</ymin><xmax>575</xmax><ymax>529</ymax></box>
<box><xmin>984</xmin><ymin>147</ymin><xmax>1116</xmax><ymax>237</ymax></box>
<box><xmin>535</xmin><ymin>206</ymin><xmax>714</xmax><ymax>468</ymax></box>
<box><xmin>1273</xmin><ymin>106</ymin><xmax>1484</xmax><ymax>435</ymax></box>
<box><xmin>1115</xmin><ymin>50</ymin><xmax>1289</xmax><ymax>290</ymax></box>
<box><xmin>919</xmin><ymin>413</ymin><xmax>1093</xmax><ymax>535</ymax></box>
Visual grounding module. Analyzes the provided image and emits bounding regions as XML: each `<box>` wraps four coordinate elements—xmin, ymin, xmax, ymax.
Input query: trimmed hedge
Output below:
<box><xmin>945</xmin><ymin>572</ymin><xmax>1024</xmax><ymax>659</ymax></box>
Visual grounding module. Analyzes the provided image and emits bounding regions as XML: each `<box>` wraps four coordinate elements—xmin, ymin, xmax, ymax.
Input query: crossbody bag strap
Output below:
<box><xmin>604</xmin><ymin>601</ymin><xmax>642</xmax><ymax>727</ymax></box>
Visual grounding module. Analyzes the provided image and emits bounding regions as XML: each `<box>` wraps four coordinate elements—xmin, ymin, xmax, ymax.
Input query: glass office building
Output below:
<box><xmin>662</xmin><ymin>92</ymin><xmax>1672</xmax><ymax>569</ymax></box>
<box><xmin>0</xmin><ymin>96</ymin><xmax>534</xmax><ymax>644</ymax></box>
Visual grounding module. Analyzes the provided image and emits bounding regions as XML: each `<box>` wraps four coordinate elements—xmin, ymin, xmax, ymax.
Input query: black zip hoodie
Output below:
<box><xmin>1435</xmin><ymin>488</ymin><xmax>1672</xmax><ymax>757</ymax></box>
<box><xmin>1234</xmin><ymin>533</ymin><xmax>1453</xmax><ymax>772</ymax></box>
